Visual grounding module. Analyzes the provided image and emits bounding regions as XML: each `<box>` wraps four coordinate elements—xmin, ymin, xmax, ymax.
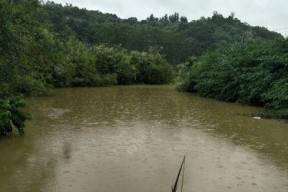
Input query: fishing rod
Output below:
<box><xmin>171</xmin><ymin>155</ymin><xmax>186</xmax><ymax>192</ymax></box>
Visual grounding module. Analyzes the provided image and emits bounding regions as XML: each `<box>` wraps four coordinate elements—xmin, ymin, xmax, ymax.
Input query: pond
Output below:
<box><xmin>0</xmin><ymin>85</ymin><xmax>287</xmax><ymax>192</ymax></box>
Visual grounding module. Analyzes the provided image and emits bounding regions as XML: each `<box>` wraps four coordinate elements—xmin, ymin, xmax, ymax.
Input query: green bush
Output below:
<box><xmin>47</xmin><ymin>41</ymin><xmax>173</xmax><ymax>88</ymax></box>
<box><xmin>0</xmin><ymin>97</ymin><xmax>31</xmax><ymax>136</ymax></box>
<box><xmin>13</xmin><ymin>76</ymin><xmax>47</xmax><ymax>96</ymax></box>
<box><xmin>177</xmin><ymin>39</ymin><xmax>288</xmax><ymax>119</ymax></box>
<box><xmin>131</xmin><ymin>50</ymin><xmax>173</xmax><ymax>84</ymax></box>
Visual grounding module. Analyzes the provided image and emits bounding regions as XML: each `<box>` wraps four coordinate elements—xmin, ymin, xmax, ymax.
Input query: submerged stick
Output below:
<box><xmin>171</xmin><ymin>155</ymin><xmax>186</xmax><ymax>192</ymax></box>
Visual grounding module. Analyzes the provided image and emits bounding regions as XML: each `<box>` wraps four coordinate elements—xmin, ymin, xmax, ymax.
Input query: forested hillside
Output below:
<box><xmin>43</xmin><ymin>2</ymin><xmax>282</xmax><ymax>64</ymax></box>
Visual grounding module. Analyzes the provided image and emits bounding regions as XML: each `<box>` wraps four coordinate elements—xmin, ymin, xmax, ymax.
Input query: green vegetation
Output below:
<box><xmin>0</xmin><ymin>98</ymin><xmax>31</xmax><ymax>136</ymax></box>
<box><xmin>43</xmin><ymin>4</ymin><xmax>282</xmax><ymax>65</ymax></box>
<box><xmin>177</xmin><ymin>39</ymin><xmax>288</xmax><ymax>119</ymax></box>
<box><xmin>0</xmin><ymin>0</ymin><xmax>286</xmax><ymax>136</ymax></box>
<box><xmin>46</xmin><ymin>38</ymin><xmax>173</xmax><ymax>87</ymax></box>
<box><xmin>0</xmin><ymin>0</ymin><xmax>47</xmax><ymax>136</ymax></box>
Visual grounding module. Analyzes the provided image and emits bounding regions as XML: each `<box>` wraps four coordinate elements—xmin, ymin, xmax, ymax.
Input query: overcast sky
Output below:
<box><xmin>50</xmin><ymin>0</ymin><xmax>288</xmax><ymax>36</ymax></box>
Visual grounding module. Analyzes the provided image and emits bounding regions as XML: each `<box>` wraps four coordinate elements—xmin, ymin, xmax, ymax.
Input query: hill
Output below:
<box><xmin>43</xmin><ymin>2</ymin><xmax>283</xmax><ymax>64</ymax></box>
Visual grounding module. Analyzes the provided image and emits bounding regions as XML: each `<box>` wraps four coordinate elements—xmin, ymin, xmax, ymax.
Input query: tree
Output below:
<box><xmin>180</xmin><ymin>16</ymin><xmax>188</xmax><ymax>23</ymax></box>
<box><xmin>169</xmin><ymin>12</ymin><xmax>179</xmax><ymax>22</ymax></box>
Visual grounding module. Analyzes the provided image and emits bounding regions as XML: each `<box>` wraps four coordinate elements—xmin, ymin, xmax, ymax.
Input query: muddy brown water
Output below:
<box><xmin>0</xmin><ymin>85</ymin><xmax>288</xmax><ymax>192</ymax></box>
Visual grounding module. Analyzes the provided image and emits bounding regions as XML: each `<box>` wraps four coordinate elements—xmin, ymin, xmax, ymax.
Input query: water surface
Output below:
<box><xmin>0</xmin><ymin>85</ymin><xmax>288</xmax><ymax>192</ymax></box>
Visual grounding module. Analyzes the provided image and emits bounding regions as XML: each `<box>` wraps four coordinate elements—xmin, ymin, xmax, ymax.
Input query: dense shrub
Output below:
<box><xmin>47</xmin><ymin>40</ymin><xmax>173</xmax><ymax>87</ymax></box>
<box><xmin>13</xmin><ymin>76</ymin><xmax>47</xmax><ymax>96</ymax></box>
<box><xmin>177</xmin><ymin>39</ymin><xmax>288</xmax><ymax>118</ymax></box>
<box><xmin>0</xmin><ymin>98</ymin><xmax>31</xmax><ymax>136</ymax></box>
<box><xmin>131</xmin><ymin>51</ymin><xmax>173</xmax><ymax>84</ymax></box>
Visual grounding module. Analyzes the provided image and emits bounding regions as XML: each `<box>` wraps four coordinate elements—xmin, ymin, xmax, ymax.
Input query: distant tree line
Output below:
<box><xmin>43</xmin><ymin>2</ymin><xmax>282</xmax><ymax>65</ymax></box>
